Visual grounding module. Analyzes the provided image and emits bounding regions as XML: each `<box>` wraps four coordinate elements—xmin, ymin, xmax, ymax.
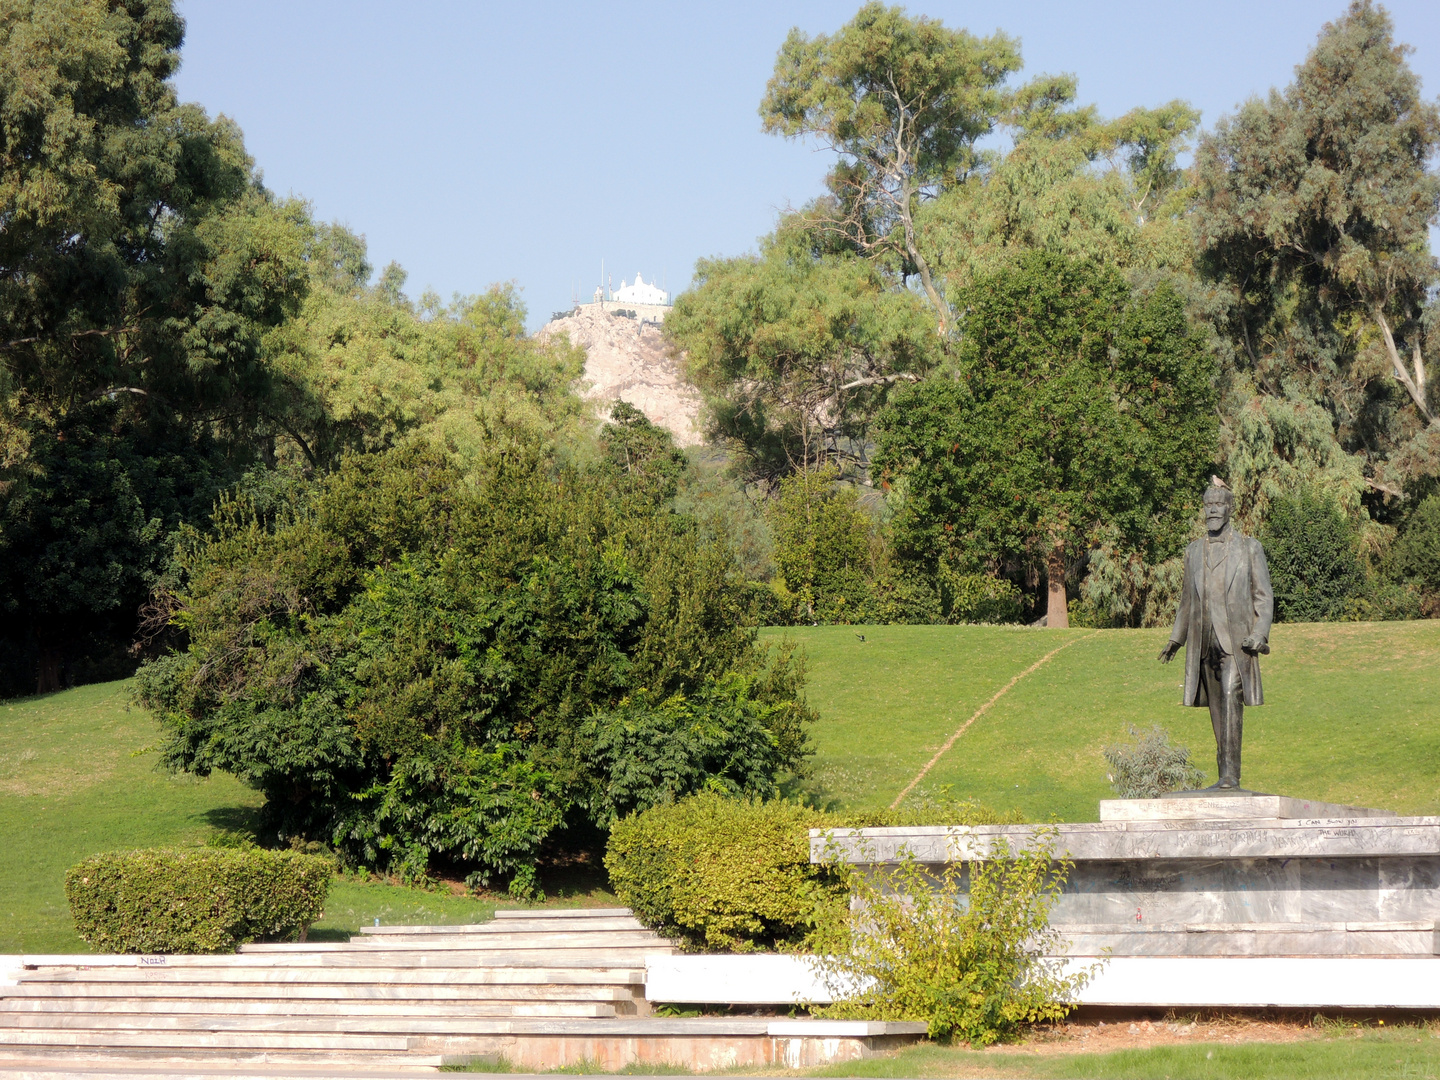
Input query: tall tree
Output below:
<box><xmin>1193</xmin><ymin>0</ymin><xmax>1440</xmax><ymax>509</ymax></box>
<box><xmin>666</xmin><ymin>224</ymin><xmax>939</xmax><ymax>480</ymax></box>
<box><xmin>874</xmin><ymin>252</ymin><xmax>1218</xmax><ymax>627</ymax></box>
<box><xmin>760</xmin><ymin>3</ymin><xmax>1023</xmax><ymax>335</ymax></box>
<box><xmin>0</xmin><ymin>0</ymin><xmax>311</xmax><ymax>692</ymax></box>
<box><xmin>920</xmin><ymin>95</ymin><xmax>1202</xmax><ymax>294</ymax></box>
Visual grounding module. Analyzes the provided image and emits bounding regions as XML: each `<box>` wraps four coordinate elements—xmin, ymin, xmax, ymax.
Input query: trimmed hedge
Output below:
<box><xmin>604</xmin><ymin>791</ymin><xmax>1011</xmax><ymax>952</ymax></box>
<box><xmin>65</xmin><ymin>848</ymin><xmax>333</xmax><ymax>954</ymax></box>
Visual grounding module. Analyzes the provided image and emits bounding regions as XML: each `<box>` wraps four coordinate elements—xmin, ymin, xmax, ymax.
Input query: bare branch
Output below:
<box><xmin>1372</xmin><ymin>307</ymin><xmax>1435</xmax><ymax>423</ymax></box>
<box><xmin>0</xmin><ymin>325</ymin><xmax>140</xmax><ymax>352</ymax></box>
<box><xmin>839</xmin><ymin>373</ymin><xmax>921</xmax><ymax>391</ymax></box>
<box><xmin>1365</xmin><ymin>477</ymin><xmax>1405</xmax><ymax>498</ymax></box>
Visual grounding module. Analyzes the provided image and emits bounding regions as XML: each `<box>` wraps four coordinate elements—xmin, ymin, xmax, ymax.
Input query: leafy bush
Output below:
<box><xmin>809</xmin><ymin>833</ymin><xmax>1089</xmax><ymax>1045</ymax></box>
<box><xmin>770</xmin><ymin>468</ymin><xmax>877</xmax><ymax>624</ymax></box>
<box><xmin>1261</xmin><ymin>490</ymin><xmax>1366</xmax><ymax>621</ymax></box>
<box><xmin>581</xmin><ymin>674</ymin><xmax>810</xmax><ymax>827</ymax></box>
<box><xmin>604</xmin><ymin>791</ymin><xmax>1010</xmax><ymax>952</ymax></box>
<box><xmin>938</xmin><ymin>568</ymin><xmax>1024</xmax><ymax>624</ymax></box>
<box><xmin>1103</xmin><ymin>724</ymin><xmax>1205</xmax><ymax>798</ymax></box>
<box><xmin>870</xmin><ymin>571</ymin><xmax>944</xmax><ymax>624</ymax></box>
<box><xmin>1073</xmin><ymin>539</ymin><xmax>1184</xmax><ymax>629</ymax></box>
<box><xmin>606</xmin><ymin>793</ymin><xmax>834</xmax><ymax>952</ymax></box>
<box><xmin>137</xmin><ymin>443</ymin><xmax>811</xmax><ymax>895</ymax></box>
<box><xmin>1394</xmin><ymin>495</ymin><xmax>1440</xmax><ymax>612</ymax></box>
<box><xmin>65</xmin><ymin>848</ymin><xmax>332</xmax><ymax>954</ymax></box>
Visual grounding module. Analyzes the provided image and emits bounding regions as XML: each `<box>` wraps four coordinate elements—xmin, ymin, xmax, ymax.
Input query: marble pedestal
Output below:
<box><xmin>811</xmin><ymin>794</ymin><xmax>1440</xmax><ymax>957</ymax></box>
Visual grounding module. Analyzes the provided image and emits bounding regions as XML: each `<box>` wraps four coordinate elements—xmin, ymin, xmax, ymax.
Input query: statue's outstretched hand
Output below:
<box><xmin>1240</xmin><ymin>635</ymin><xmax>1268</xmax><ymax>656</ymax></box>
<box><xmin>1158</xmin><ymin>641</ymin><xmax>1180</xmax><ymax>664</ymax></box>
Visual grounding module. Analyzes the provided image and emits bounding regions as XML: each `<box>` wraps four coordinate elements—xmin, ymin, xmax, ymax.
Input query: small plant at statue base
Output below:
<box><xmin>1103</xmin><ymin>724</ymin><xmax>1205</xmax><ymax>798</ymax></box>
<box><xmin>807</xmin><ymin>830</ymin><xmax>1091</xmax><ymax>1046</ymax></box>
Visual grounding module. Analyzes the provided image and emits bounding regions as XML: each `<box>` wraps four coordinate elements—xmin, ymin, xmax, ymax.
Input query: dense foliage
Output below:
<box><xmin>1103</xmin><ymin>725</ymin><xmax>1206</xmax><ymax>798</ymax></box>
<box><xmin>0</xmin><ymin>2</ymin><xmax>590</xmax><ymax>695</ymax></box>
<box><xmin>874</xmin><ymin>252</ymin><xmax>1218</xmax><ymax>626</ymax></box>
<box><xmin>811</xmin><ymin>833</ymin><xmax>1088</xmax><ymax>1044</ymax></box>
<box><xmin>667</xmin><ymin>1</ymin><xmax>1440</xmax><ymax>628</ymax></box>
<box><xmin>667</xmin><ymin>230</ymin><xmax>939</xmax><ymax>480</ymax></box>
<box><xmin>136</xmin><ymin>442</ymin><xmax>812</xmax><ymax>895</ymax></box>
<box><xmin>1261</xmin><ymin>491</ymin><xmax>1369</xmax><ymax>622</ymax></box>
<box><xmin>1194</xmin><ymin>1</ymin><xmax>1440</xmax><ymax>517</ymax></box>
<box><xmin>606</xmin><ymin>793</ymin><xmax>839</xmax><ymax>952</ymax></box>
<box><xmin>1394</xmin><ymin>496</ymin><xmax>1440</xmax><ymax>611</ymax></box>
<box><xmin>65</xmin><ymin>847</ymin><xmax>331</xmax><ymax>954</ymax></box>
<box><xmin>605</xmin><ymin>791</ymin><xmax>1014</xmax><ymax>952</ymax></box>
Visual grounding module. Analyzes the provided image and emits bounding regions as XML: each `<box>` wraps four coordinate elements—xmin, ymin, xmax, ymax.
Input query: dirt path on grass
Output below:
<box><xmin>890</xmin><ymin>631</ymin><xmax>1101</xmax><ymax>808</ymax></box>
<box><xmin>992</xmin><ymin>1015</ymin><xmax>1326</xmax><ymax>1055</ymax></box>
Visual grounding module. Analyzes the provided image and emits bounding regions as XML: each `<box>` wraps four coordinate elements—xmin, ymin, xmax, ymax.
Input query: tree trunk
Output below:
<box><xmin>35</xmin><ymin>649</ymin><xmax>62</xmax><ymax>695</ymax></box>
<box><xmin>1046</xmin><ymin>541</ymin><xmax>1068</xmax><ymax>629</ymax></box>
<box><xmin>1372</xmin><ymin>307</ymin><xmax>1434</xmax><ymax>423</ymax></box>
<box><xmin>898</xmin><ymin>196</ymin><xmax>949</xmax><ymax>338</ymax></box>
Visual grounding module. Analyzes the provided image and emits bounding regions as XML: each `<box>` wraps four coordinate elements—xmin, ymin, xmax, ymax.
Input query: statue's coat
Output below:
<box><xmin>1169</xmin><ymin>532</ymin><xmax>1274</xmax><ymax>707</ymax></box>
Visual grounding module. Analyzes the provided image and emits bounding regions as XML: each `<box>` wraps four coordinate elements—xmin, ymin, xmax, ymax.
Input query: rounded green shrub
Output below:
<box><xmin>65</xmin><ymin>848</ymin><xmax>332</xmax><ymax>954</ymax></box>
<box><xmin>1261</xmin><ymin>491</ymin><xmax>1366</xmax><ymax>621</ymax></box>
<box><xmin>605</xmin><ymin>791</ymin><xmax>1011</xmax><ymax>952</ymax></box>
<box><xmin>1395</xmin><ymin>495</ymin><xmax>1440</xmax><ymax>594</ymax></box>
<box><xmin>605</xmin><ymin>793</ymin><xmax>835</xmax><ymax>952</ymax></box>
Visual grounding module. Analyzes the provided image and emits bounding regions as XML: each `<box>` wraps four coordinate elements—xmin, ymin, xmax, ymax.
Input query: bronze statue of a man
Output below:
<box><xmin>1158</xmin><ymin>484</ymin><xmax>1274</xmax><ymax>789</ymax></box>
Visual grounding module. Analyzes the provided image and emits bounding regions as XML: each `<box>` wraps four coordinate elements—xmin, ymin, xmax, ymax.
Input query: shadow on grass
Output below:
<box><xmin>199</xmin><ymin>805</ymin><xmax>265</xmax><ymax>834</ymax></box>
<box><xmin>304</xmin><ymin>928</ymin><xmax>352</xmax><ymax>943</ymax></box>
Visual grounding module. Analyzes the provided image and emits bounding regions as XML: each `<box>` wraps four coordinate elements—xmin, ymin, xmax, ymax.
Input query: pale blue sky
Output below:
<box><xmin>172</xmin><ymin>2</ymin><xmax>1440</xmax><ymax>329</ymax></box>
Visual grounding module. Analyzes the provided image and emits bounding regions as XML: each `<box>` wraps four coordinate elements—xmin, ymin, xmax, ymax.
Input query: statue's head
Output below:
<box><xmin>1203</xmin><ymin>484</ymin><xmax>1233</xmax><ymax>533</ymax></box>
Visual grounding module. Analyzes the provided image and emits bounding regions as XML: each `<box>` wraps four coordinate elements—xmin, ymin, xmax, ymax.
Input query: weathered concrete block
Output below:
<box><xmin>810</xmin><ymin>797</ymin><xmax>1440</xmax><ymax>957</ymax></box>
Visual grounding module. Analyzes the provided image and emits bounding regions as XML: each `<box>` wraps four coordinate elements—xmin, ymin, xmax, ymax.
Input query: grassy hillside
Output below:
<box><xmin>0</xmin><ymin>682</ymin><xmax>522</xmax><ymax>953</ymax></box>
<box><xmin>4</xmin><ymin>620</ymin><xmax>1435</xmax><ymax>951</ymax></box>
<box><xmin>767</xmin><ymin>621</ymin><xmax>1440</xmax><ymax>821</ymax></box>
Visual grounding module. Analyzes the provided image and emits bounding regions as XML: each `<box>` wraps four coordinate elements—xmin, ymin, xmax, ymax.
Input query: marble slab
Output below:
<box><xmin>1100</xmin><ymin>794</ymin><xmax>1398</xmax><ymax>822</ymax></box>
<box><xmin>1051</xmin><ymin>921</ymin><xmax>1438</xmax><ymax>957</ymax></box>
<box><xmin>812</xmin><ymin>794</ymin><xmax>1440</xmax><ymax>957</ymax></box>
<box><xmin>810</xmin><ymin>818</ymin><xmax>1440</xmax><ymax>863</ymax></box>
<box><xmin>646</xmin><ymin>954</ymin><xmax>1440</xmax><ymax>1008</ymax></box>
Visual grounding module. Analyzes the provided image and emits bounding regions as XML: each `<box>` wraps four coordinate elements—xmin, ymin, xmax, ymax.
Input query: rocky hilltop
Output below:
<box><xmin>538</xmin><ymin>306</ymin><xmax>703</xmax><ymax>447</ymax></box>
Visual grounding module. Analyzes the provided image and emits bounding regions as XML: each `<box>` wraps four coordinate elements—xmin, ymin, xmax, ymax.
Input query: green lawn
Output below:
<box><xmin>0</xmin><ymin>680</ymin><xmax>609</xmax><ymax>953</ymax></box>
<box><xmin>447</xmin><ymin>1028</ymin><xmax>1440</xmax><ymax>1077</ymax></box>
<box><xmin>797</xmin><ymin>1028</ymin><xmax>1440</xmax><ymax>1079</ymax></box>
<box><xmin>768</xmin><ymin>621</ymin><xmax>1440</xmax><ymax>820</ymax></box>
<box><xmin>4</xmin><ymin>619</ymin><xmax>1437</xmax><ymax>951</ymax></box>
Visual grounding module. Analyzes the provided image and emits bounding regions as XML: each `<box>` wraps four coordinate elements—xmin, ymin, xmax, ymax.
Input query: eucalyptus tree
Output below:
<box><xmin>666</xmin><ymin>224</ymin><xmax>940</xmax><ymax>481</ymax></box>
<box><xmin>760</xmin><ymin>3</ymin><xmax>1024</xmax><ymax>335</ymax></box>
<box><xmin>1193</xmin><ymin>0</ymin><xmax>1440</xmax><ymax>510</ymax></box>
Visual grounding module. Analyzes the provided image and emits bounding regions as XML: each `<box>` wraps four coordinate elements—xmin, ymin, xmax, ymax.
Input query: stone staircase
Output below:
<box><xmin>0</xmin><ymin>907</ymin><xmax>669</xmax><ymax>1073</ymax></box>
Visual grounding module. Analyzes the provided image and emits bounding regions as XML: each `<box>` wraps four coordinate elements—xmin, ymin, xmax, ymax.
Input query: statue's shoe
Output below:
<box><xmin>1205</xmin><ymin>779</ymin><xmax>1241</xmax><ymax>791</ymax></box>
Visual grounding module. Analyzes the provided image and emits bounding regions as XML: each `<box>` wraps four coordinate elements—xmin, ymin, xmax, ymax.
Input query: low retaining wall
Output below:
<box><xmin>810</xmin><ymin>795</ymin><xmax>1440</xmax><ymax>957</ymax></box>
<box><xmin>455</xmin><ymin>1020</ymin><xmax>925</xmax><ymax>1071</ymax></box>
<box><xmin>646</xmin><ymin>954</ymin><xmax>1440</xmax><ymax>1010</ymax></box>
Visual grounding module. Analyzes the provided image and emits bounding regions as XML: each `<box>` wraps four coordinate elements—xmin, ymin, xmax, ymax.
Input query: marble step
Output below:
<box><xmin>17</xmin><ymin>966</ymin><xmax>642</xmax><ymax>986</ymax></box>
<box><xmin>0</xmin><ymin>1049</ymin><xmax>449</xmax><ymax>1071</ymax></box>
<box><xmin>4</xmin><ymin>981</ymin><xmax>636</xmax><ymax>1003</ymax></box>
<box><xmin>0</xmin><ymin>1030</ymin><xmax>412</xmax><ymax>1051</ymax></box>
<box><xmin>357</xmin><ymin>917</ymin><xmax>645</xmax><ymax>935</ymax></box>
<box><xmin>0</xmin><ymin>1012</ymin><xmax>624</xmax><ymax>1034</ymax></box>
<box><xmin>30</xmin><ymin>949</ymin><xmax>662</xmax><ymax>969</ymax></box>
<box><xmin>0</xmin><ymin>998</ymin><xmax>620</xmax><ymax>1018</ymax></box>
<box><xmin>18</xmin><ymin>949</ymin><xmax>664</xmax><ymax>968</ymax></box>
<box><xmin>0</xmin><ymin>1071</ymin><xmax>441</xmax><ymax>1080</ymax></box>
<box><xmin>490</xmin><ymin>907</ymin><xmax>633</xmax><ymax>918</ymax></box>
<box><xmin>342</xmin><ymin>930</ymin><xmax>666</xmax><ymax>946</ymax></box>
<box><xmin>15</xmin><ymin>951</ymin><xmax>654</xmax><ymax>970</ymax></box>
